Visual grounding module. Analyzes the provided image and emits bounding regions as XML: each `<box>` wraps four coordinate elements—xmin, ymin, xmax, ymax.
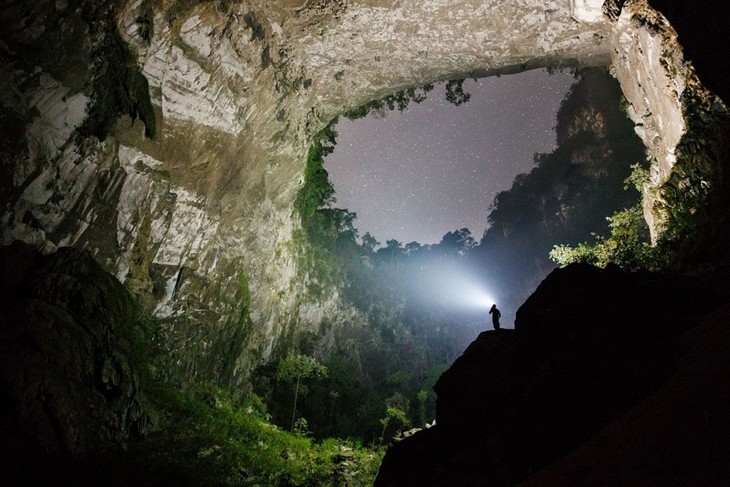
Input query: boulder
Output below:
<box><xmin>0</xmin><ymin>241</ymin><xmax>155</xmax><ymax>476</ymax></box>
<box><xmin>376</xmin><ymin>263</ymin><xmax>721</xmax><ymax>485</ymax></box>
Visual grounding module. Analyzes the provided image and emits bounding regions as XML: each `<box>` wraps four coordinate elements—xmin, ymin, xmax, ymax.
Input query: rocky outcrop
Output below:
<box><xmin>0</xmin><ymin>241</ymin><xmax>155</xmax><ymax>463</ymax></box>
<box><xmin>0</xmin><ymin>0</ymin><xmax>725</xmax><ymax>386</ymax></box>
<box><xmin>522</xmin><ymin>301</ymin><xmax>730</xmax><ymax>485</ymax></box>
<box><xmin>608</xmin><ymin>1</ymin><xmax>726</xmax><ymax>241</ymax></box>
<box><xmin>376</xmin><ymin>263</ymin><xmax>726</xmax><ymax>485</ymax></box>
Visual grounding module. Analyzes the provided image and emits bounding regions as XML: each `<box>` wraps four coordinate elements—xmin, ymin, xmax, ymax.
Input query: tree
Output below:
<box><xmin>437</xmin><ymin>228</ymin><xmax>476</xmax><ymax>256</ymax></box>
<box><xmin>404</xmin><ymin>241</ymin><xmax>423</xmax><ymax>255</ymax></box>
<box><xmin>277</xmin><ymin>353</ymin><xmax>328</xmax><ymax>432</ymax></box>
<box><xmin>383</xmin><ymin>239</ymin><xmax>404</xmax><ymax>269</ymax></box>
<box><xmin>445</xmin><ymin>79</ymin><xmax>471</xmax><ymax>106</ymax></box>
<box><xmin>378</xmin><ymin>406</ymin><xmax>410</xmax><ymax>446</ymax></box>
<box><xmin>361</xmin><ymin>232</ymin><xmax>380</xmax><ymax>254</ymax></box>
<box><xmin>417</xmin><ymin>389</ymin><xmax>429</xmax><ymax>427</ymax></box>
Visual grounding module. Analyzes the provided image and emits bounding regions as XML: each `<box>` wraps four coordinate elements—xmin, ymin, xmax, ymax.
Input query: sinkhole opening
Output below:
<box><xmin>326</xmin><ymin>69</ymin><xmax>576</xmax><ymax>246</ymax></box>
<box><xmin>309</xmin><ymin>67</ymin><xmax>648</xmax><ymax>326</ymax></box>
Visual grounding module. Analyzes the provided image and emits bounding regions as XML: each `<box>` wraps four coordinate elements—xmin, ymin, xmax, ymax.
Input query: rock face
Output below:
<box><xmin>376</xmin><ymin>263</ymin><xmax>727</xmax><ymax>485</ymax></box>
<box><xmin>0</xmin><ymin>241</ymin><xmax>155</xmax><ymax>463</ymax></box>
<box><xmin>0</xmin><ymin>0</ymin><xmax>724</xmax><ymax>385</ymax></box>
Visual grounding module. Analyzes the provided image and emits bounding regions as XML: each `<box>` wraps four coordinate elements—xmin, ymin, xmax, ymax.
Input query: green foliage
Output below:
<box><xmin>293</xmin><ymin>123</ymin><xmax>362</xmax><ymax>297</ymax></box>
<box><xmin>378</xmin><ymin>406</ymin><xmax>411</xmax><ymax>446</ymax></box>
<box><xmin>651</xmin><ymin>87</ymin><xmax>729</xmax><ymax>264</ymax></box>
<box><xmin>562</xmin><ymin>84</ymin><xmax>730</xmax><ymax>273</ymax></box>
<box><xmin>445</xmin><ymin>79</ymin><xmax>471</xmax><ymax>106</ymax></box>
<box><xmin>345</xmin><ymin>84</ymin><xmax>435</xmax><ymax>120</ymax></box>
<box><xmin>130</xmin><ymin>383</ymin><xmax>384</xmax><ymax>485</ymax></box>
<box><xmin>385</xmin><ymin>370</ymin><xmax>411</xmax><ymax>387</ymax></box>
<box><xmin>294</xmin><ymin>123</ymin><xmax>338</xmax><ymax>219</ymax></box>
<box><xmin>550</xmin><ymin>205</ymin><xmax>664</xmax><ymax>271</ymax></box>
<box><xmin>125</xmin><ymin>315</ymin><xmax>382</xmax><ymax>486</ymax></box>
<box><xmin>277</xmin><ymin>353</ymin><xmax>328</xmax><ymax>431</ymax></box>
<box><xmin>275</xmin><ymin>354</ymin><xmax>328</xmax><ymax>383</ymax></box>
<box><xmin>416</xmin><ymin>389</ymin><xmax>429</xmax><ymax>426</ymax></box>
<box><xmin>624</xmin><ymin>162</ymin><xmax>649</xmax><ymax>192</ymax></box>
<box><xmin>344</xmin><ymin>79</ymin><xmax>471</xmax><ymax>121</ymax></box>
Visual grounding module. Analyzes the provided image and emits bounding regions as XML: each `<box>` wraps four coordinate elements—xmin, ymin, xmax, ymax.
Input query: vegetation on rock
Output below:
<box><xmin>550</xmin><ymin>83</ymin><xmax>729</xmax><ymax>273</ymax></box>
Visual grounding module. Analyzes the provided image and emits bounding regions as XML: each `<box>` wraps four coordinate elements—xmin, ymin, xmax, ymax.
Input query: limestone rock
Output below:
<box><xmin>0</xmin><ymin>0</ymin><xmax>726</xmax><ymax>387</ymax></box>
<box><xmin>376</xmin><ymin>263</ymin><xmax>720</xmax><ymax>485</ymax></box>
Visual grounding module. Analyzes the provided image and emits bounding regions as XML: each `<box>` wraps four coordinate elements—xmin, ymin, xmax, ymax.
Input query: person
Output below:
<box><xmin>489</xmin><ymin>304</ymin><xmax>501</xmax><ymax>330</ymax></box>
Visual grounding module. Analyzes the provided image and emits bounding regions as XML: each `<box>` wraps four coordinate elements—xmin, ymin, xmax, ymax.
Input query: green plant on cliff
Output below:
<box><xmin>550</xmin><ymin>163</ymin><xmax>662</xmax><ymax>271</ymax></box>
<box><xmin>550</xmin><ymin>205</ymin><xmax>661</xmax><ymax>271</ymax></box>
<box><xmin>559</xmin><ymin>85</ymin><xmax>730</xmax><ymax>272</ymax></box>
<box><xmin>293</xmin><ymin>122</ymin><xmax>360</xmax><ymax>297</ymax></box>
<box><xmin>652</xmin><ymin>87</ymin><xmax>729</xmax><ymax>264</ymax></box>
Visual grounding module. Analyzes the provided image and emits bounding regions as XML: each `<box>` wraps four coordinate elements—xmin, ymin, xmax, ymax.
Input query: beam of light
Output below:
<box><xmin>413</xmin><ymin>266</ymin><xmax>497</xmax><ymax>311</ymax></box>
<box><xmin>453</xmin><ymin>283</ymin><xmax>496</xmax><ymax>310</ymax></box>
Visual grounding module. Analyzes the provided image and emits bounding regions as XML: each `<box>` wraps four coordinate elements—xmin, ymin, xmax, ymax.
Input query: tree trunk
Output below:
<box><xmin>290</xmin><ymin>375</ymin><xmax>301</xmax><ymax>432</ymax></box>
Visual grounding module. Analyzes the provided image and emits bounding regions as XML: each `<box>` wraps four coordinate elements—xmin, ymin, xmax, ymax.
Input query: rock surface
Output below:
<box><xmin>0</xmin><ymin>0</ymin><xmax>725</xmax><ymax>386</ymax></box>
<box><xmin>0</xmin><ymin>241</ymin><xmax>155</xmax><ymax>467</ymax></box>
<box><xmin>376</xmin><ymin>263</ymin><xmax>726</xmax><ymax>485</ymax></box>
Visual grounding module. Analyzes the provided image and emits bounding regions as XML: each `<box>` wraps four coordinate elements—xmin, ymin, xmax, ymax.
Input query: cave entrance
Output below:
<box><xmin>324</xmin><ymin>69</ymin><xmax>576</xmax><ymax>245</ymax></box>
<box><xmin>320</xmin><ymin>67</ymin><xmax>648</xmax><ymax>327</ymax></box>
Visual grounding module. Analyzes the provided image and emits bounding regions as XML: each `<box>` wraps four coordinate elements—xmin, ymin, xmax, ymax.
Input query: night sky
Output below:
<box><xmin>325</xmin><ymin>69</ymin><xmax>577</xmax><ymax>245</ymax></box>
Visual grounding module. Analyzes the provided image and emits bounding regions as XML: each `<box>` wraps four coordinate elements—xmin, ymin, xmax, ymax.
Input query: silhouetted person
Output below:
<box><xmin>489</xmin><ymin>304</ymin><xmax>501</xmax><ymax>330</ymax></box>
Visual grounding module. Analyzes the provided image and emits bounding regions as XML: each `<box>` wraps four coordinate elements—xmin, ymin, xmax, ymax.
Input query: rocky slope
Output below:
<box><xmin>0</xmin><ymin>0</ymin><xmax>724</xmax><ymax>387</ymax></box>
<box><xmin>0</xmin><ymin>241</ymin><xmax>155</xmax><ymax>479</ymax></box>
<box><xmin>376</xmin><ymin>262</ymin><xmax>728</xmax><ymax>485</ymax></box>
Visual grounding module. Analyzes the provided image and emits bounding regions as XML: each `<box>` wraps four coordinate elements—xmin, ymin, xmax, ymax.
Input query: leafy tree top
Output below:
<box><xmin>277</xmin><ymin>353</ymin><xmax>329</xmax><ymax>383</ymax></box>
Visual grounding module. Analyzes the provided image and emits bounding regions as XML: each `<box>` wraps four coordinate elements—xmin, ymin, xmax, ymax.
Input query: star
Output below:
<box><xmin>325</xmin><ymin>69</ymin><xmax>576</xmax><ymax>244</ymax></box>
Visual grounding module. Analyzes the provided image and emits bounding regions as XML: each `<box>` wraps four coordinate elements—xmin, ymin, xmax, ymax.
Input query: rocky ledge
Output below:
<box><xmin>376</xmin><ymin>263</ymin><xmax>730</xmax><ymax>485</ymax></box>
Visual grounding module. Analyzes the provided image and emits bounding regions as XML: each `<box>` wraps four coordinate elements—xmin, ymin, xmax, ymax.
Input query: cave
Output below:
<box><xmin>1</xmin><ymin>0</ymin><xmax>729</xmax><ymax>485</ymax></box>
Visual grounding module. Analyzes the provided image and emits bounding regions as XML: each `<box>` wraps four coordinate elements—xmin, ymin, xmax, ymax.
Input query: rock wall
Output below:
<box><xmin>608</xmin><ymin>0</ymin><xmax>726</xmax><ymax>241</ymax></box>
<box><xmin>0</xmin><ymin>0</ymin><xmax>722</xmax><ymax>384</ymax></box>
<box><xmin>0</xmin><ymin>241</ymin><xmax>156</xmax><ymax>458</ymax></box>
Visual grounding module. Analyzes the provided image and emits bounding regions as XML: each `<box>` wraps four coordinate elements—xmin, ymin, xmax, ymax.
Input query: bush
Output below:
<box><xmin>550</xmin><ymin>205</ymin><xmax>663</xmax><ymax>271</ymax></box>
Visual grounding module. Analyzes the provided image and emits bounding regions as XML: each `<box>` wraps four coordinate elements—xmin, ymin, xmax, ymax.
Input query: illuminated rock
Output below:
<box><xmin>0</xmin><ymin>0</ymin><xmax>723</xmax><ymax>384</ymax></box>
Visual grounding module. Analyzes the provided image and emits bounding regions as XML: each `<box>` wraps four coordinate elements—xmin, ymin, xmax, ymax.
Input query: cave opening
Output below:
<box><xmin>314</xmin><ymin>66</ymin><xmax>649</xmax><ymax>328</ymax></box>
<box><xmin>325</xmin><ymin>69</ymin><xmax>577</xmax><ymax>245</ymax></box>
<box><xmin>2</xmin><ymin>0</ymin><xmax>729</xmax><ymax>484</ymax></box>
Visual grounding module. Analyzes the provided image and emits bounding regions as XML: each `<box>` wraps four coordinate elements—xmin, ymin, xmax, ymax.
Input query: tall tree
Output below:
<box><xmin>277</xmin><ymin>354</ymin><xmax>328</xmax><ymax>432</ymax></box>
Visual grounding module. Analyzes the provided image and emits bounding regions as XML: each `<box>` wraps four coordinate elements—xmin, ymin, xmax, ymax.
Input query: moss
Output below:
<box><xmin>653</xmin><ymin>85</ymin><xmax>729</xmax><ymax>262</ymax></box>
<box><xmin>123</xmin><ymin>210</ymin><xmax>155</xmax><ymax>303</ymax></box>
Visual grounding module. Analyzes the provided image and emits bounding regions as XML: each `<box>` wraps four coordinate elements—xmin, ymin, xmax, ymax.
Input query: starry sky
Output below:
<box><xmin>325</xmin><ymin>69</ymin><xmax>577</xmax><ymax>245</ymax></box>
